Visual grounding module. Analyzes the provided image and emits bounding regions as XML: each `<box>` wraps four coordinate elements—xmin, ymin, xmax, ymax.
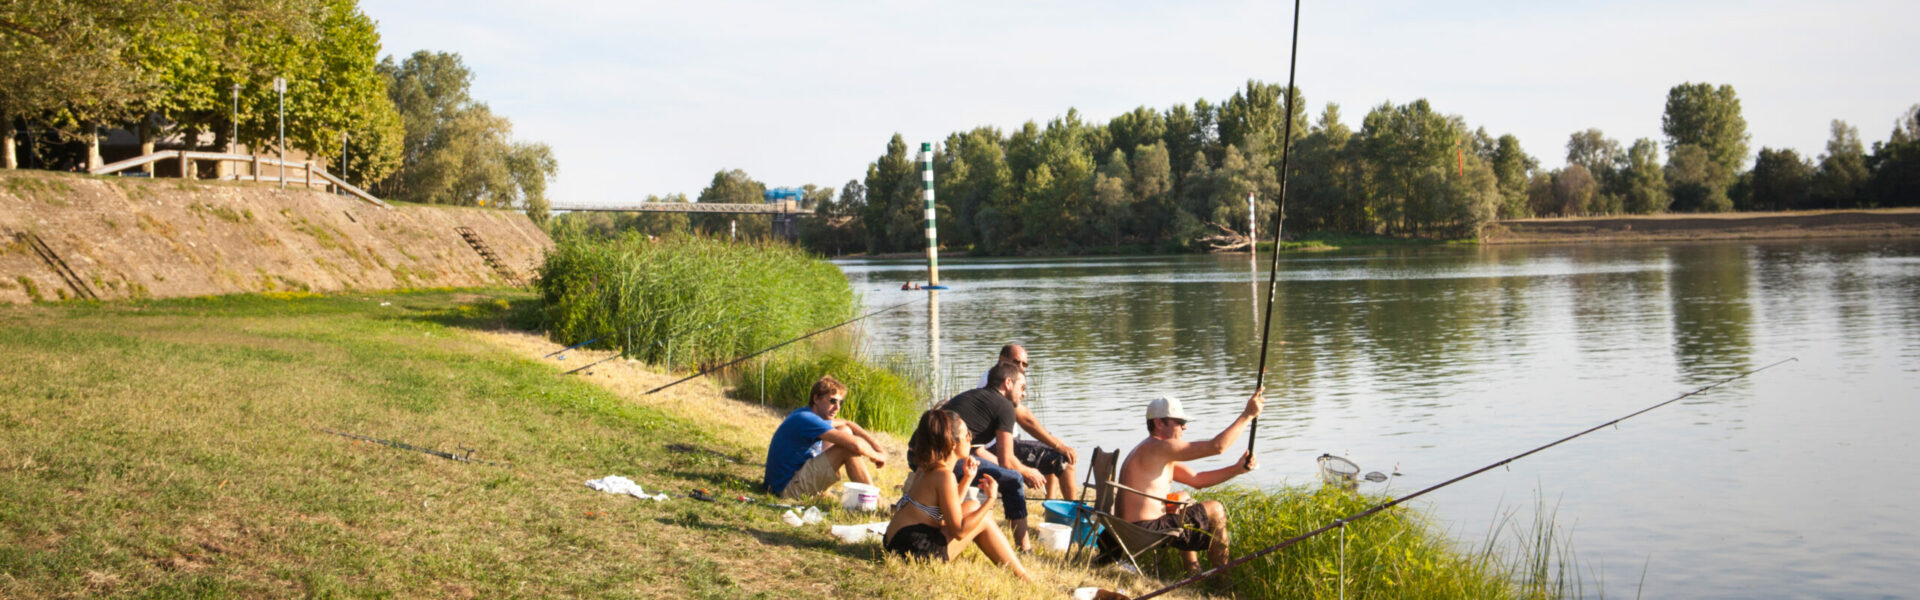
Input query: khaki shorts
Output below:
<box><xmin>780</xmin><ymin>452</ymin><xmax>840</xmax><ymax>499</ymax></box>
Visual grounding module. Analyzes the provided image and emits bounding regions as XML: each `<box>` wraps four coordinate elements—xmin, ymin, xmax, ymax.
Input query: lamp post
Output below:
<box><xmin>228</xmin><ymin>83</ymin><xmax>240</xmax><ymax>180</ymax></box>
<box><xmin>229</xmin><ymin>83</ymin><xmax>240</xmax><ymax>152</ymax></box>
<box><xmin>273</xmin><ymin>76</ymin><xmax>286</xmax><ymax>189</ymax></box>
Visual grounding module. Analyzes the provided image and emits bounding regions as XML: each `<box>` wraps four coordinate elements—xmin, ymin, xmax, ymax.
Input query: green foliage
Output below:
<box><xmin>534</xmin><ymin>234</ymin><xmax>855</xmax><ymax>369</ymax></box>
<box><xmin>1748</xmin><ymin>147</ymin><xmax>1813</xmax><ymax>211</ymax></box>
<box><xmin>730</xmin><ymin>348</ymin><xmax>923</xmax><ymax>437</ymax></box>
<box><xmin>1490</xmin><ymin>134</ymin><xmax>1537</xmax><ymax>219</ymax></box>
<box><xmin>1868</xmin><ymin>105</ymin><xmax>1920</xmax><ymax>207</ymax></box>
<box><xmin>1153</xmin><ymin>486</ymin><xmax>1583</xmax><ymax>600</ymax></box>
<box><xmin>693</xmin><ymin>169</ymin><xmax>770</xmax><ymax>238</ymax></box>
<box><xmin>1812</xmin><ymin>120</ymin><xmax>1869</xmax><ymax>208</ymax></box>
<box><xmin>1622</xmin><ymin>139</ymin><xmax>1668</xmax><ymax>214</ymax></box>
<box><xmin>372</xmin><ymin>51</ymin><xmax>556</xmax><ymax>209</ymax></box>
<box><xmin>1667</xmin><ymin>144</ymin><xmax>1731</xmax><ymax>212</ymax></box>
<box><xmin>1662</xmin><ymin>83</ymin><xmax>1750</xmax><ymax>182</ymax></box>
<box><xmin>800</xmin><ymin>179</ymin><xmax>868</xmax><ymax>256</ymax></box>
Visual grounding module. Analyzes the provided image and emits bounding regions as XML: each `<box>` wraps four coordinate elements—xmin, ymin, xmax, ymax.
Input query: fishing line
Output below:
<box><xmin>1134</xmin><ymin>357</ymin><xmax>1798</xmax><ymax>599</ymax></box>
<box><xmin>643</xmin><ymin>296</ymin><xmax>927</xmax><ymax>395</ymax></box>
<box><xmin>1246</xmin><ymin>0</ymin><xmax>1305</xmax><ymax>466</ymax></box>
<box><xmin>565</xmin><ymin>312</ymin><xmax>735</xmax><ymax>375</ymax></box>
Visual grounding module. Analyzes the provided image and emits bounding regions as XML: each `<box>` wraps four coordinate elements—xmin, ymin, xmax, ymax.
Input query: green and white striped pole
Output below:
<box><xmin>920</xmin><ymin>142</ymin><xmax>939</xmax><ymax>287</ymax></box>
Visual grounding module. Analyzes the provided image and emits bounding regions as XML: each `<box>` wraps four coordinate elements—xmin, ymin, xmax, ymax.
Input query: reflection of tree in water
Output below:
<box><xmin>1669</xmin><ymin>244</ymin><xmax>1754</xmax><ymax>384</ymax></box>
<box><xmin>1569</xmin><ymin>245</ymin><xmax>1670</xmax><ymax>358</ymax></box>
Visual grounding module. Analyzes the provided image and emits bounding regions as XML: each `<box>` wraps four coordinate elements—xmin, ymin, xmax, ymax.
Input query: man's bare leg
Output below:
<box><xmin>1203</xmin><ymin>500</ymin><xmax>1230</xmax><ymax>569</ymax></box>
<box><xmin>1057</xmin><ymin>463</ymin><xmax>1078</xmax><ymax>500</ymax></box>
<box><xmin>823</xmin><ymin>444</ymin><xmax>872</xmax><ymax>485</ymax></box>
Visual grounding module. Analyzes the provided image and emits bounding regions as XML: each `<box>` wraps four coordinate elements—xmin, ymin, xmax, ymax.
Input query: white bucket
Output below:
<box><xmin>1036</xmin><ymin>522</ymin><xmax>1073</xmax><ymax>552</ymax></box>
<box><xmin>841</xmin><ymin>482</ymin><xmax>881</xmax><ymax>512</ymax></box>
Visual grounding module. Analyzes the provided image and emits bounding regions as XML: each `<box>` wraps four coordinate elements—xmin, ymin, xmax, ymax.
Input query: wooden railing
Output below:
<box><xmin>90</xmin><ymin>151</ymin><xmax>390</xmax><ymax>209</ymax></box>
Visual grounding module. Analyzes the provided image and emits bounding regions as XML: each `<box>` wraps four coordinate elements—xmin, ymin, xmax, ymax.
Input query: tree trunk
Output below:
<box><xmin>139</xmin><ymin>114</ymin><xmax>156</xmax><ymax>175</ymax></box>
<box><xmin>213</xmin><ymin>123</ymin><xmax>230</xmax><ymax>179</ymax></box>
<box><xmin>3</xmin><ymin>124</ymin><xmax>15</xmax><ymax>170</ymax></box>
<box><xmin>87</xmin><ymin>124</ymin><xmax>102</xmax><ymax>172</ymax></box>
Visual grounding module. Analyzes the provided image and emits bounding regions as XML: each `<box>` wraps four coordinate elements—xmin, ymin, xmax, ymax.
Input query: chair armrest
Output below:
<box><xmin>1105</xmin><ymin>479</ymin><xmax>1196</xmax><ymax>507</ymax></box>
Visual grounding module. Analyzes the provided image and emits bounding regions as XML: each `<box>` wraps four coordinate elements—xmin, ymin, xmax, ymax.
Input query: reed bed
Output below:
<box><xmin>1143</xmin><ymin>486</ymin><xmax>1588</xmax><ymax>600</ymax></box>
<box><xmin>535</xmin><ymin>233</ymin><xmax>855</xmax><ymax>369</ymax></box>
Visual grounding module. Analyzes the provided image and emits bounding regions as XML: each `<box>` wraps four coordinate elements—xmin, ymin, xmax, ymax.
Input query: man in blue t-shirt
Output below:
<box><xmin>763</xmin><ymin>375</ymin><xmax>888</xmax><ymax>499</ymax></box>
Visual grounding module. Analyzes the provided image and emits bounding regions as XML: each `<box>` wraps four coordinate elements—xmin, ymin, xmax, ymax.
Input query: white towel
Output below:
<box><xmin>585</xmin><ymin>475</ymin><xmax>667</xmax><ymax>501</ymax></box>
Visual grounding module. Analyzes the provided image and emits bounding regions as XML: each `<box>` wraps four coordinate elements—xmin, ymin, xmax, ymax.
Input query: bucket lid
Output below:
<box><xmin>842</xmin><ymin>482</ymin><xmax>879</xmax><ymax>493</ymax></box>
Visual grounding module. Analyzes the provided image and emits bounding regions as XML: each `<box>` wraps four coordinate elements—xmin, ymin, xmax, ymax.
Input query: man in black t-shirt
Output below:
<box><xmin>938</xmin><ymin>363</ymin><xmax>1043</xmax><ymax>551</ymax></box>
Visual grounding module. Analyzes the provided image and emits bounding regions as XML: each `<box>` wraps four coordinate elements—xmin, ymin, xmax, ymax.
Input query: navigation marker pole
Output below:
<box><xmin>920</xmin><ymin>142</ymin><xmax>943</xmax><ymax>386</ymax></box>
<box><xmin>920</xmin><ymin>142</ymin><xmax>940</xmax><ymax>287</ymax></box>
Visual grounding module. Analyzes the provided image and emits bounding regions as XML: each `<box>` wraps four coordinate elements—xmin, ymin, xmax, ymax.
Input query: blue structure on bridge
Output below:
<box><xmin>763</xmin><ymin>187</ymin><xmax>806</xmax><ymax>241</ymax></box>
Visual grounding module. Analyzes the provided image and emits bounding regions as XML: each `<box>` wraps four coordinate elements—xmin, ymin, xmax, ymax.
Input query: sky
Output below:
<box><xmin>360</xmin><ymin>0</ymin><xmax>1920</xmax><ymax>209</ymax></box>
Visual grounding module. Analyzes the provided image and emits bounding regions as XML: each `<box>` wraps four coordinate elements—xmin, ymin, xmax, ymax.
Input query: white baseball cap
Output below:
<box><xmin>1146</xmin><ymin>396</ymin><xmax>1190</xmax><ymax>421</ymax></box>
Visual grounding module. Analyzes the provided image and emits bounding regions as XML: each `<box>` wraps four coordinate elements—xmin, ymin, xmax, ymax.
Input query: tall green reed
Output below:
<box><xmin>535</xmin><ymin>233</ymin><xmax>854</xmax><ymax>368</ymax></box>
<box><xmin>730</xmin><ymin>338</ymin><xmax>926</xmax><ymax>437</ymax></box>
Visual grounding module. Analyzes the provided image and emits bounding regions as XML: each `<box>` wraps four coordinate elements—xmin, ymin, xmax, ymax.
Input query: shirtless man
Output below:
<box><xmin>1115</xmin><ymin>387</ymin><xmax>1263</xmax><ymax>572</ymax></box>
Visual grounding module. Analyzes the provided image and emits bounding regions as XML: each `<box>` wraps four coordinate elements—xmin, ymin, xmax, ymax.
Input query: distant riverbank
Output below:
<box><xmin>1483</xmin><ymin>208</ymin><xmax>1920</xmax><ymax>244</ymax></box>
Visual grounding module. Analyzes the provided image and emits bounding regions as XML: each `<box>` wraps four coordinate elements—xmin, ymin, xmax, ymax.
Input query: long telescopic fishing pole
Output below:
<box><xmin>643</xmin><ymin>296</ymin><xmax>926</xmax><ymax>395</ymax></box>
<box><xmin>1136</xmin><ymin>357</ymin><xmax>1798</xmax><ymax>600</ymax></box>
<box><xmin>1246</xmin><ymin>0</ymin><xmax>1304</xmax><ymax>466</ymax></box>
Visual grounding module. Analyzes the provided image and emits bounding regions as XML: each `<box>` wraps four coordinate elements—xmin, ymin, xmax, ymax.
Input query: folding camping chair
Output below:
<box><xmin>1066</xmin><ymin>447</ymin><xmax>1199</xmax><ymax>575</ymax></box>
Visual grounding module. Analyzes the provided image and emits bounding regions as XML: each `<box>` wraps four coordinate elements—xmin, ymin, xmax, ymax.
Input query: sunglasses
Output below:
<box><xmin>1169</xmin><ymin>418</ymin><xmax>1188</xmax><ymax>427</ymax></box>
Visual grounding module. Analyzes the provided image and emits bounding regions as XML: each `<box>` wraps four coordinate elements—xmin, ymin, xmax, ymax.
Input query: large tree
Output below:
<box><xmin>1748</xmin><ymin>147</ymin><xmax>1813</xmax><ymax>211</ymax></box>
<box><xmin>1621</xmin><ymin>138</ymin><xmax>1668</xmax><ymax>214</ymax></box>
<box><xmin>694</xmin><ymin>169</ymin><xmax>769</xmax><ymax>239</ymax></box>
<box><xmin>1662</xmin><ymin>82</ymin><xmax>1750</xmax><ymax>181</ymax></box>
<box><xmin>1490</xmin><ymin>133</ymin><xmax>1536</xmax><ymax>218</ymax></box>
<box><xmin>1667</xmin><ymin>143</ymin><xmax>1731</xmax><ymax>212</ymax></box>
<box><xmin>0</xmin><ymin>0</ymin><xmax>181</xmax><ymax>168</ymax></box>
<box><xmin>1868</xmin><ymin>105</ymin><xmax>1920</xmax><ymax>208</ymax></box>
<box><xmin>372</xmin><ymin>50</ymin><xmax>554</xmax><ymax>210</ymax></box>
<box><xmin>1811</xmin><ymin>120</ymin><xmax>1869</xmax><ymax>208</ymax></box>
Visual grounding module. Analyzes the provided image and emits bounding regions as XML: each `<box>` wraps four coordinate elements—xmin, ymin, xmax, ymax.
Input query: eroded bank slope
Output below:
<box><xmin>0</xmin><ymin>171</ymin><xmax>550</xmax><ymax>304</ymax></box>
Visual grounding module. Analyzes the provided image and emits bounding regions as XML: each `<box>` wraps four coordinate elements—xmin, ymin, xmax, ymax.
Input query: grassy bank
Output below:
<box><xmin>1</xmin><ymin>288</ymin><xmax>1590</xmax><ymax>599</ymax></box>
<box><xmin>0</xmin><ymin>290</ymin><xmax>1160</xmax><ymax>598</ymax></box>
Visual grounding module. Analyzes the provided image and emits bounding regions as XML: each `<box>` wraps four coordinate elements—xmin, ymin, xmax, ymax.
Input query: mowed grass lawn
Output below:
<box><xmin>0</xmin><ymin>291</ymin><xmax>1106</xmax><ymax>599</ymax></box>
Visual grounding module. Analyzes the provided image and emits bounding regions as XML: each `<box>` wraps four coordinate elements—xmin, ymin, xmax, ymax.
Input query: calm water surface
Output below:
<box><xmin>837</xmin><ymin>240</ymin><xmax>1919</xmax><ymax>599</ymax></box>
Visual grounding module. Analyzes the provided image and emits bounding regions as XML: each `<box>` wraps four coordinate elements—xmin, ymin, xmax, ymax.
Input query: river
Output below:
<box><xmin>835</xmin><ymin>240</ymin><xmax>1919</xmax><ymax>599</ymax></box>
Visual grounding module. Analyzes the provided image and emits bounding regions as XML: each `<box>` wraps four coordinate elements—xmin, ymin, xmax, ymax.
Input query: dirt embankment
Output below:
<box><xmin>0</xmin><ymin>171</ymin><xmax>553</xmax><ymax>304</ymax></box>
<box><xmin>1482</xmin><ymin>208</ymin><xmax>1920</xmax><ymax>244</ymax></box>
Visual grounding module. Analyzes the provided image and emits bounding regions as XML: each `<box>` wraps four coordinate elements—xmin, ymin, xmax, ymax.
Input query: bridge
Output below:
<box><xmin>550</xmin><ymin>188</ymin><xmax>813</xmax><ymax>240</ymax></box>
<box><xmin>547</xmin><ymin>200</ymin><xmax>808</xmax><ymax>214</ymax></box>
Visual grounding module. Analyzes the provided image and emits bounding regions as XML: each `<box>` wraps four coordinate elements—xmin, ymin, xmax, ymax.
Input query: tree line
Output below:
<box><xmin>0</xmin><ymin>0</ymin><xmax>556</xmax><ymax>222</ymax></box>
<box><xmin>811</xmin><ymin>81</ymin><xmax>1920</xmax><ymax>255</ymax></box>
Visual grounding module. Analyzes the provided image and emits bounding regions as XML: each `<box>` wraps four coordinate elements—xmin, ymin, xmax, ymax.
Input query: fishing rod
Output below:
<box><xmin>1135</xmin><ymin>357</ymin><xmax>1798</xmax><ymax>600</ymax></box>
<box><xmin>543</xmin><ymin>338</ymin><xmax>599</xmax><ymax>359</ymax></box>
<box><xmin>313</xmin><ymin>427</ymin><xmax>512</xmax><ymax>467</ymax></box>
<box><xmin>643</xmin><ymin>296</ymin><xmax>926</xmax><ymax>395</ymax></box>
<box><xmin>1246</xmin><ymin>0</ymin><xmax>1305</xmax><ymax>467</ymax></box>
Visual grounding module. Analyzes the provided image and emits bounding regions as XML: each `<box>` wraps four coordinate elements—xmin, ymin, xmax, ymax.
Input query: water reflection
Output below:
<box><xmin>837</xmin><ymin>239</ymin><xmax>1920</xmax><ymax>599</ymax></box>
<box><xmin>1668</xmin><ymin>244</ymin><xmax>1755</xmax><ymax>385</ymax></box>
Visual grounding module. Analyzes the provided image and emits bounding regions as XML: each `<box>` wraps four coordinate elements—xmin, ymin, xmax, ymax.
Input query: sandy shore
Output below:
<box><xmin>1482</xmin><ymin>208</ymin><xmax>1920</xmax><ymax>244</ymax></box>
